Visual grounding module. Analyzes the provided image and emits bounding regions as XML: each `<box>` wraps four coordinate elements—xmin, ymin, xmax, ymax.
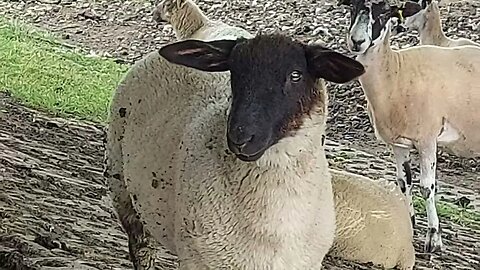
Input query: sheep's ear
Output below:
<box><xmin>305</xmin><ymin>45</ymin><xmax>365</xmax><ymax>84</ymax></box>
<box><xmin>337</xmin><ymin>0</ymin><xmax>351</xmax><ymax>6</ymax></box>
<box><xmin>391</xmin><ymin>1</ymin><xmax>424</xmax><ymax>21</ymax></box>
<box><xmin>159</xmin><ymin>39</ymin><xmax>238</xmax><ymax>72</ymax></box>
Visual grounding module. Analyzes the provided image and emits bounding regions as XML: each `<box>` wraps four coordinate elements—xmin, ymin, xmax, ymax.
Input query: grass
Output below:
<box><xmin>413</xmin><ymin>196</ymin><xmax>480</xmax><ymax>228</ymax></box>
<box><xmin>0</xmin><ymin>19</ymin><xmax>128</xmax><ymax>122</ymax></box>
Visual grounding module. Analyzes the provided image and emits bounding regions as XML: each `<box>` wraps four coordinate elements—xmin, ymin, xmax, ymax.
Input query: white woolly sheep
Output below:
<box><xmin>105</xmin><ymin>33</ymin><xmax>365</xmax><ymax>269</ymax></box>
<box><xmin>401</xmin><ymin>0</ymin><xmax>480</xmax><ymax>47</ymax></box>
<box><xmin>339</xmin><ymin>0</ymin><xmax>480</xmax><ymax>254</ymax></box>
<box><xmin>153</xmin><ymin>0</ymin><xmax>253</xmax><ymax>41</ymax></box>
<box><xmin>329</xmin><ymin>169</ymin><xmax>415</xmax><ymax>269</ymax></box>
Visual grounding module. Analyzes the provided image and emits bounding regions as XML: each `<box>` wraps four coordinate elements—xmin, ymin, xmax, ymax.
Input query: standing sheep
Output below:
<box><xmin>106</xmin><ymin>33</ymin><xmax>365</xmax><ymax>269</ymax></box>
<box><xmin>338</xmin><ymin>0</ymin><xmax>480</xmax><ymax>253</ymax></box>
<box><xmin>400</xmin><ymin>0</ymin><xmax>480</xmax><ymax>46</ymax></box>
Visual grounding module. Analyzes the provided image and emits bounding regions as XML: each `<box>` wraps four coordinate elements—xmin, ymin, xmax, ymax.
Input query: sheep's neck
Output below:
<box><xmin>419</xmin><ymin>10</ymin><xmax>448</xmax><ymax>46</ymax></box>
<box><xmin>356</xmin><ymin>32</ymin><xmax>399</xmax><ymax>116</ymax></box>
<box><xmin>172</xmin><ymin>4</ymin><xmax>209</xmax><ymax>39</ymax></box>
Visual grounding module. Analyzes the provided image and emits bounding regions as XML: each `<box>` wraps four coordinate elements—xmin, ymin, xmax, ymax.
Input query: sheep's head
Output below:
<box><xmin>339</xmin><ymin>0</ymin><xmax>406</xmax><ymax>54</ymax></box>
<box><xmin>159</xmin><ymin>34</ymin><xmax>364</xmax><ymax>162</ymax></box>
<box><xmin>399</xmin><ymin>1</ymin><xmax>436</xmax><ymax>31</ymax></box>
<box><xmin>152</xmin><ymin>0</ymin><xmax>188</xmax><ymax>23</ymax></box>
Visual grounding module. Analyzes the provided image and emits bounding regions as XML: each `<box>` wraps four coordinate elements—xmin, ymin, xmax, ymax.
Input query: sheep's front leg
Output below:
<box><xmin>104</xmin><ymin>136</ymin><xmax>158</xmax><ymax>269</ymax></box>
<box><xmin>417</xmin><ymin>140</ymin><xmax>443</xmax><ymax>253</ymax></box>
<box><xmin>392</xmin><ymin>146</ymin><xmax>415</xmax><ymax>228</ymax></box>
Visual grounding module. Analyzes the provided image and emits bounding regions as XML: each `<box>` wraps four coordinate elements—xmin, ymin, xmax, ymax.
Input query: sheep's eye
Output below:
<box><xmin>290</xmin><ymin>71</ymin><xmax>302</xmax><ymax>82</ymax></box>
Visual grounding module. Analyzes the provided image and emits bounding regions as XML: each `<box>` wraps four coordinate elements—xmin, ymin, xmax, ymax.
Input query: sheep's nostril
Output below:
<box><xmin>351</xmin><ymin>38</ymin><xmax>366</xmax><ymax>51</ymax></box>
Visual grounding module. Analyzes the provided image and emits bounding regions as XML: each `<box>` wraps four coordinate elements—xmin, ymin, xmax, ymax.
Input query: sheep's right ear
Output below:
<box><xmin>305</xmin><ymin>45</ymin><xmax>365</xmax><ymax>84</ymax></box>
<box><xmin>337</xmin><ymin>0</ymin><xmax>351</xmax><ymax>6</ymax></box>
<box><xmin>159</xmin><ymin>39</ymin><xmax>238</xmax><ymax>72</ymax></box>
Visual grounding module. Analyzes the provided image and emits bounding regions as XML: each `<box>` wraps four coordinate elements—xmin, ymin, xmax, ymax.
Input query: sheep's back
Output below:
<box><xmin>329</xmin><ymin>169</ymin><xmax>413</xmax><ymax>268</ymax></box>
<box><xmin>110</xmin><ymin>50</ymin><xmax>230</xmax><ymax>252</ymax></box>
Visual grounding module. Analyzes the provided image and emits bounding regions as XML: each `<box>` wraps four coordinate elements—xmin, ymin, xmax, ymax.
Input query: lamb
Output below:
<box><xmin>329</xmin><ymin>169</ymin><xmax>415</xmax><ymax>269</ymax></box>
<box><xmin>400</xmin><ymin>0</ymin><xmax>480</xmax><ymax>47</ymax></box>
<box><xmin>152</xmin><ymin>0</ymin><xmax>253</xmax><ymax>41</ymax></box>
<box><xmin>338</xmin><ymin>0</ymin><xmax>480</xmax><ymax>254</ymax></box>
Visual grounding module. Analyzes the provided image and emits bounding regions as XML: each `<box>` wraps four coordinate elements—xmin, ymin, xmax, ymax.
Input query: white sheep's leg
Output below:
<box><xmin>392</xmin><ymin>146</ymin><xmax>415</xmax><ymax>228</ymax></box>
<box><xmin>417</xmin><ymin>140</ymin><xmax>443</xmax><ymax>253</ymax></box>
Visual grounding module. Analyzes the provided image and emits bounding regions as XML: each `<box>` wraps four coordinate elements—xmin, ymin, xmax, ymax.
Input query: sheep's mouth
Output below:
<box><xmin>234</xmin><ymin>150</ymin><xmax>266</xmax><ymax>162</ymax></box>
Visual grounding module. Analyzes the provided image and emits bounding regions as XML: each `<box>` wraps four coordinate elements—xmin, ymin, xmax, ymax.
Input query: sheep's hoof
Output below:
<box><xmin>424</xmin><ymin>227</ymin><xmax>443</xmax><ymax>253</ymax></box>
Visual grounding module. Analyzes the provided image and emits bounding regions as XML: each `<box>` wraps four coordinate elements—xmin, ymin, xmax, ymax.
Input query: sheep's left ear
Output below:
<box><xmin>305</xmin><ymin>45</ymin><xmax>365</xmax><ymax>84</ymax></box>
<box><xmin>159</xmin><ymin>39</ymin><xmax>238</xmax><ymax>72</ymax></box>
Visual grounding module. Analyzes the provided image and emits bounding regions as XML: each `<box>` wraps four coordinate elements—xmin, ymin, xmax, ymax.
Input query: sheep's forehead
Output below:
<box><xmin>232</xmin><ymin>36</ymin><xmax>305</xmax><ymax>68</ymax></box>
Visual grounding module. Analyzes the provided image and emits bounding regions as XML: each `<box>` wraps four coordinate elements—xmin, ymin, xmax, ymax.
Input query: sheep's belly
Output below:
<box><xmin>438</xmin><ymin>119</ymin><xmax>480</xmax><ymax>158</ymax></box>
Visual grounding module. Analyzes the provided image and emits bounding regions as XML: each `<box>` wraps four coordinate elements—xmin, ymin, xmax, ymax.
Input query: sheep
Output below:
<box><xmin>400</xmin><ymin>0</ymin><xmax>480</xmax><ymax>47</ymax></box>
<box><xmin>152</xmin><ymin>0</ymin><xmax>253</xmax><ymax>41</ymax></box>
<box><xmin>148</xmin><ymin>1</ymin><xmax>415</xmax><ymax>269</ymax></box>
<box><xmin>105</xmin><ymin>33</ymin><xmax>365</xmax><ymax>269</ymax></box>
<box><xmin>329</xmin><ymin>169</ymin><xmax>415</xmax><ymax>270</ymax></box>
<box><xmin>338</xmin><ymin>0</ymin><xmax>480</xmax><ymax>254</ymax></box>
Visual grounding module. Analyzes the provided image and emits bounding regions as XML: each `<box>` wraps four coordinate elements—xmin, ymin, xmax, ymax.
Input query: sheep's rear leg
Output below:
<box><xmin>392</xmin><ymin>146</ymin><xmax>415</xmax><ymax>228</ymax></box>
<box><xmin>417</xmin><ymin>140</ymin><xmax>443</xmax><ymax>253</ymax></box>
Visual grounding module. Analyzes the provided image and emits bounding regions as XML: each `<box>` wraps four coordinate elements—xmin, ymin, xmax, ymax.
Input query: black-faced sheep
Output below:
<box><xmin>339</xmin><ymin>0</ymin><xmax>480</xmax><ymax>254</ymax></box>
<box><xmin>106</xmin><ymin>33</ymin><xmax>364</xmax><ymax>269</ymax></box>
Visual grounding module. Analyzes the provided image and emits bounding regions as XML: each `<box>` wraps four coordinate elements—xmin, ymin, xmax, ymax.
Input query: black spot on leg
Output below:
<box><xmin>421</xmin><ymin>187</ymin><xmax>432</xmax><ymax>199</ymax></box>
<box><xmin>132</xmin><ymin>194</ymin><xmax>138</xmax><ymax>201</ymax></box>
<box><xmin>151</xmin><ymin>179</ymin><xmax>159</xmax><ymax>189</ymax></box>
<box><xmin>431</xmin><ymin>184</ymin><xmax>435</xmax><ymax>191</ymax></box>
<box><xmin>410</xmin><ymin>215</ymin><xmax>416</xmax><ymax>227</ymax></box>
<box><xmin>119</xmin><ymin>108</ymin><xmax>127</xmax><ymax>117</ymax></box>
<box><xmin>431</xmin><ymin>162</ymin><xmax>436</xmax><ymax>170</ymax></box>
<box><xmin>402</xmin><ymin>161</ymin><xmax>412</xmax><ymax>186</ymax></box>
<box><xmin>321</xmin><ymin>135</ymin><xmax>325</xmax><ymax>146</ymax></box>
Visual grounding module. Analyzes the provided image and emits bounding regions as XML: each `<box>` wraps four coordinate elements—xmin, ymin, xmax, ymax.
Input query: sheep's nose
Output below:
<box><xmin>228</xmin><ymin>126</ymin><xmax>254</xmax><ymax>152</ymax></box>
<box><xmin>351</xmin><ymin>37</ymin><xmax>366</xmax><ymax>52</ymax></box>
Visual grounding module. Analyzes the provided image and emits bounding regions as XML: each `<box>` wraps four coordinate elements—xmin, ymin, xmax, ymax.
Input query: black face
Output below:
<box><xmin>159</xmin><ymin>34</ymin><xmax>365</xmax><ymax>162</ymax></box>
<box><xmin>340</xmin><ymin>0</ymin><xmax>409</xmax><ymax>53</ymax></box>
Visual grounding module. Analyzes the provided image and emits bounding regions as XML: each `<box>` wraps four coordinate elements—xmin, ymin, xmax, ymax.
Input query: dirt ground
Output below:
<box><xmin>0</xmin><ymin>0</ymin><xmax>479</xmax><ymax>269</ymax></box>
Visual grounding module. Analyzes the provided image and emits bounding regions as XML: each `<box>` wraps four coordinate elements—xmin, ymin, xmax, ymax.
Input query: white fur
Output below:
<box><xmin>153</xmin><ymin>0</ymin><xmax>253</xmax><ymax>41</ymax></box>
<box><xmin>329</xmin><ymin>169</ymin><xmax>415</xmax><ymax>270</ymax></box>
<box><xmin>404</xmin><ymin>1</ymin><xmax>480</xmax><ymax>47</ymax></box>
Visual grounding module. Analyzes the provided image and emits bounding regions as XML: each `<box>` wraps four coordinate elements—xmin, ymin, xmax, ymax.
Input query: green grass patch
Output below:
<box><xmin>413</xmin><ymin>196</ymin><xmax>480</xmax><ymax>228</ymax></box>
<box><xmin>0</xmin><ymin>19</ymin><xmax>129</xmax><ymax>122</ymax></box>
